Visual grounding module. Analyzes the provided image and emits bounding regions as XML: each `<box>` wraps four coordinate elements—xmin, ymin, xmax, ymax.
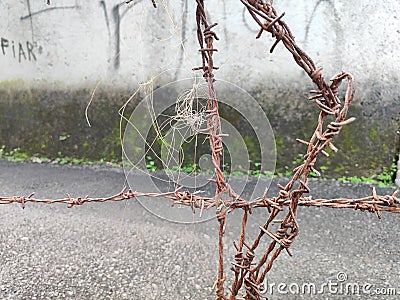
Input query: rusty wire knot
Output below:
<box><xmin>67</xmin><ymin>195</ymin><xmax>84</xmax><ymax>208</ymax></box>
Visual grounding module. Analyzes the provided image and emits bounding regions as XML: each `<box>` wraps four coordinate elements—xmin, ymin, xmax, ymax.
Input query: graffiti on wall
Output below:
<box><xmin>20</xmin><ymin>0</ymin><xmax>80</xmax><ymax>43</ymax></box>
<box><xmin>0</xmin><ymin>37</ymin><xmax>40</xmax><ymax>63</ymax></box>
<box><xmin>6</xmin><ymin>1</ymin><xmax>347</xmax><ymax>74</ymax></box>
<box><xmin>18</xmin><ymin>0</ymin><xmax>141</xmax><ymax>71</ymax></box>
<box><xmin>99</xmin><ymin>0</ymin><xmax>144</xmax><ymax>70</ymax></box>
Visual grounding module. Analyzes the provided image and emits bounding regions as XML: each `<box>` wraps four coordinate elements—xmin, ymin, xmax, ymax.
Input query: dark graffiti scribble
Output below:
<box><xmin>304</xmin><ymin>0</ymin><xmax>342</xmax><ymax>44</ymax></box>
<box><xmin>111</xmin><ymin>0</ymin><xmax>143</xmax><ymax>70</ymax></box>
<box><xmin>1</xmin><ymin>37</ymin><xmax>38</xmax><ymax>63</ymax></box>
<box><xmin>112</xmin><ymin>4</ymin><xmax>121</xmax><ymax>69</ymax></box>
<box><xmin>221</xmin><ymin>0</ymin><xmax>229</xmax><ymax>47</ymax></box>
<box><xmin>180</xmin><ymin>0</ymin><xmax>189</xmax><ymax>60</ymax></box>
<box><xmin>26</xmin><ymin>0</ymin><xmax>35</xmax><ymax>41</ymax></box>
<box><xmin>20</xmin><ymin>5</ymin><xmax>80</xmax><ymax>20</ymax></box>
<box><xmin>242</xmin><ymin>6</ymin><xmax>258</xmax><ymax>34</ymax></box>
<box><xmin>100</xmin><ymin>1</ymin><xmax>111</xmax><ymax>38</ymax></box>
<box><xmin>99</xmin><ymin>1</ymin><xmax>112</xmax><ymax>64</ymax></box>
<box><xmin>174</xmin><ymin>0</ymin><xmax>189</xmax><ymax>81</ymax></box>
<box><xmin>304</xmin><ymin>0</ymin><xmax>344</xmax><ymax>67</ymax></box>
<box><xmin>304</xmin><ymin>0</ymin><xmax>323</xmax><ymax>42</ymax></box>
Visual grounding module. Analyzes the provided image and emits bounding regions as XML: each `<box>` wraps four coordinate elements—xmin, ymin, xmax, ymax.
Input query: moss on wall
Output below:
<box><xmin>0</xmin><ymin>82</ymin><xmax>398</xmax><ymax>178</ymax></box>
<box><xmin>0</xmin><ymin>87</ymin><xmax>139</xmax><ymax>162</ymax></box>
<box><xmin>251</xmin><ymin>81</ymin><xmax>399</xmax><ymax>178</ymax></box>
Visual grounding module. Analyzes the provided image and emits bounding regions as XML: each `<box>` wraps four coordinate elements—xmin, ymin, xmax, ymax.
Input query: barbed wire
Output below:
<box><xmin>1</xmin><ymin>187</ymin><xmax>399</xmax><ymax>215</ymax></box>
<box><xmin>4</xmin><ymin>0</ymin><xmax>399</xmax><ymax>299</ymax></box>
<box><xmin>192</xmin><ymin>1</ymin><xmax>229</xmax><ymax>296</ymax></box>
<box><xmin>227</xmin><ymin>1</ymin><xmax>357</xmax><ymax>298</ymax></box>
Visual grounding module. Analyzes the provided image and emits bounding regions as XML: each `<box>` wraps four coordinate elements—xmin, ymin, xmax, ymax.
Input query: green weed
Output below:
<box><xmin>0</xmin><ymin>145</ymin><xmax>396</xmax><ymax>187</ymax></box>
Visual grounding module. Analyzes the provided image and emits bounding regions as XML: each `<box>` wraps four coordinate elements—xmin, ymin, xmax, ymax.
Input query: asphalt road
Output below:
<box><xmin>0</xmin><ymin>160</ymin><xmax>399</xmax><ymax>300</ymax></box>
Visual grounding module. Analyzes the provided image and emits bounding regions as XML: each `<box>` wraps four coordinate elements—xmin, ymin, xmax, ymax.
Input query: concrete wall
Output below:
<box><xmin>0</xmin><ymin>0</ymin><xmax>399</xmax><ymax>177</ymax></box>
<box><xmin>1</xmin><ymin>1</ymin><xmax>399</xmax><ymax>86</ymax></box>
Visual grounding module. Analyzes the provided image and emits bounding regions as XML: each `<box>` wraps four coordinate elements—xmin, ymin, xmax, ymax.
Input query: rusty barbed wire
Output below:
<box><xmin>2</xmin><ymin>1</ymin><xmax>400</xmax><ymax>300</ymax></box>
<box><xmin>226</xmin><ymin>1</ymin><xmax>359</xmax><ymax>298</ymax></box>
<box><xmin>192</xmin><ymin>1</ymin><xmax>229</xmax><ymax>297</ymax></box>
<box><xmin>2</xmin><ymin>187</ymin><xmax>398</xmax><ymax>215</ymax></box>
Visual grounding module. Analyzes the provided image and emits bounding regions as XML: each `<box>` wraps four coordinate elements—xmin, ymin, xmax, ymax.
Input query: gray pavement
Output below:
<box><xmin>0</xmin><ymin>160</ymin><xmax>399</xmax><ymax>299</ymax></box>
